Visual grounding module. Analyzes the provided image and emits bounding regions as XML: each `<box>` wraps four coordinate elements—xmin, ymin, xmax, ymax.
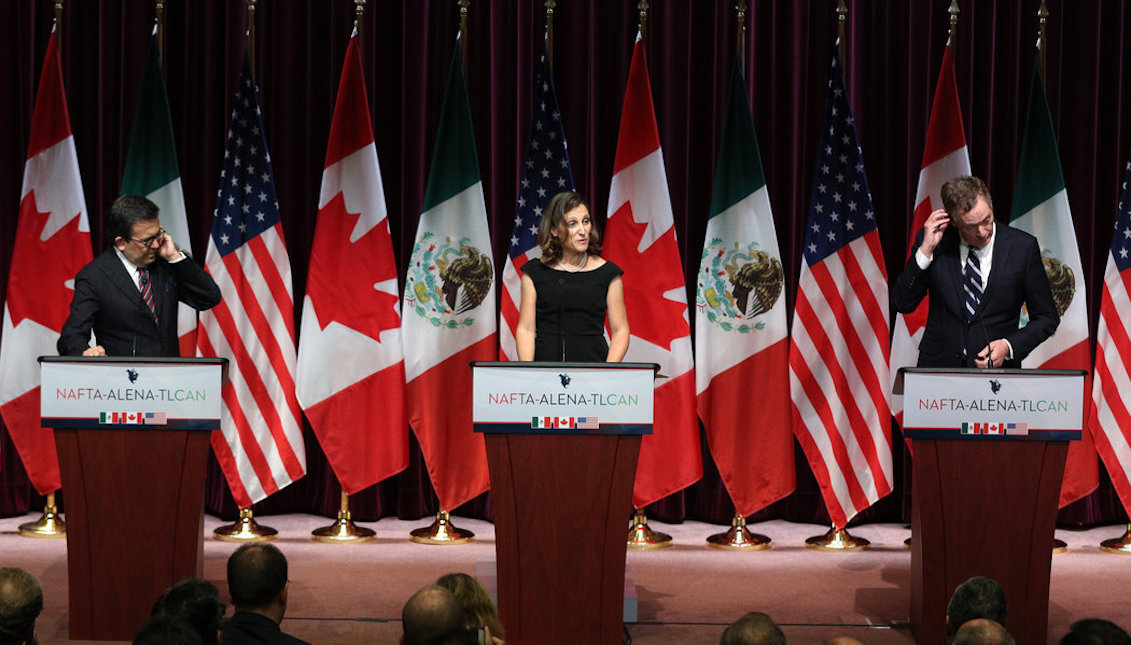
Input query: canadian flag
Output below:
<box><xmin>0</xmin><ymin>32</ymin><xmax>93</xmax><ymax>494</ymax></box>
<box><xmin>296</xmin><ymin>31</ymin><xmax>408</xmax><ymax>494</ymax></box>
<box><xmin>602</xmin><ymin>34</ymin><xmax>701</xmax><ymax>509</ymax></box>
<box><xmin>890</xmin><ymin>44</ymin><xmax>970</xmax><ymax>423</ymax></box>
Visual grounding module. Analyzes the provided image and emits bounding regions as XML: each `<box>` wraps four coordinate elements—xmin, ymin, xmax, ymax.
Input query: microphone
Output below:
<box><xmin>980</xmin><ymin>316</ymin><xmax>995</xmax><ymax>369</ymax></box>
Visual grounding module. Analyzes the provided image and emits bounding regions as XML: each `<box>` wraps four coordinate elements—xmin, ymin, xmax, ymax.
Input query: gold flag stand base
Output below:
<box><xmin>312</xmin><ymin>492</ymin><xmax>375</xmax><ymax>543</ymax></box>
<box><xmin>706</xmin><ymin>513</ymin><xmax>770</xmax><ymax>551</ymax></box>
<box><xmin>1052</xmin><ymin>538</ymin><xmax>1068</xmax><ymax>554</ymax></box>
<box><xmin>1100</xmin><ymin>524</ymin><xmax>1131</xmax><ymax>555</ymax></box>
<box><xmin>805</xmin><ymin>525</ymin><xmax>869</xmax><ymax>552</ymax></box>
<box><xmin>627</xmin><ymin>509</ymin><xmax>672</xmax><ymax>549</ymax></box>
<box><xmin>19</xmin><ymin>494</ymin><xmax>66</xmax><ymax>538</ymax></box>
<box><xmin>213</xmin><ymin>508</ymin><xmax>278</xmax><ymax>542</ymax></box>
<box><xmin>410</xmin><ymin>510</ymin><xmax>474</xmax><ymax>545</ymax></box>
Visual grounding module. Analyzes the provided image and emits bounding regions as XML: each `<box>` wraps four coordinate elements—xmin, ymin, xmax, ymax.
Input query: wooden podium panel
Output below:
<box><xmin>485</xmin><ymin>433</ymin><xmax>639</xmax><ymax>645</ymax></box>
<box><xmin>56</xmin><ymin>428</ymin><xmax>211</xmax><ymax>640</ymax></box>
<box><xmin>910</xmin><ymin>439</ymin><xmax>1067</xmax><ymax>645</ymax></box>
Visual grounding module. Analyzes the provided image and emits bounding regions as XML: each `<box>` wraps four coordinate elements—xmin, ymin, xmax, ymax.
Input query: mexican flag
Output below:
<box><xmin>401</xmin><ymin>40</ymin><xmax>496</xmax><ymax>511</ymax></box>
<box><xmin>121</xmin><ymin>33</ymin><xmax>195</xmax><ymax>356</ymax></box>
<box><xmin>695</xmin><ymin>59</ymin><xmax>793</xmax><ymax>517</ymax></box>
<box><xmin>1009</xmin><ymin>51</ymin><xmax>1097</xmax><ymax>507</ymax></box>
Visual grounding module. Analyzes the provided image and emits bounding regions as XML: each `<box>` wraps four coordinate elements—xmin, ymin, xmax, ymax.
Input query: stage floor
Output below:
<box><xmin>3</xmin><ymin>513</ymin><xmax>1129</xmax><ymax>644</ymax></box>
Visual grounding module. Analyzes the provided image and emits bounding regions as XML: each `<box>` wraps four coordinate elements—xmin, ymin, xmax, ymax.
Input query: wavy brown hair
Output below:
<box><xmin>537</xmin><ymin>191</ymin><xmax>601</xmax><ymax>264</ymax></box>
<box><xmin>435</xmin><ymin>572</ymin><xmax>504</xmax><ymax>639</ymax></box>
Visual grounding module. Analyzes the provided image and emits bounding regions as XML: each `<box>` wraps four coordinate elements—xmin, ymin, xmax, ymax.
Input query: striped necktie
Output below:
<box><xmin>963</xmin><ymin>248</ymin><xmax>982</xmax><ymax>321</ymax></box>
<box><xmin>138</xmin><ymin>267</ymin><xmax>158</xmax><ymax>324</ymax></box>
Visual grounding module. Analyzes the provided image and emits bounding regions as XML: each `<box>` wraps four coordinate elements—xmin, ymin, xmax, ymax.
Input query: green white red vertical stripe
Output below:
<box><xmin>890</xmin><ymin>44</ymin><xmax>969</xmax><ymax>422</ymax></box>
<box><xmin>401</xmin><ymin>40</ymin><xmax>495</xmax><ymax>511</ymax></box>
<box><xmin>695</xmin><ymin>60</ymin><xmax>793</xmax><ymax>517</ymax></box>
<box><xmin>1009</xmin><ymin>51</ymin><xmax>1097</xmax><ymax>506</ymax></box>
<box><xmin>296</xmin><ymin>32</ymin><xmax>408</xmax><ymax>495</ymax></box>
<box><xmin>603</xmin><ymin>34</ymin><xmax>702</xmax><ymax>508</ymax></box>
<box><xmin>121</xmin><ymin>33</ymin><xmax>195</xmax><ymax>356</ymax></box>
<box><xmin>0</xmin><ymin>32</ymin><xmax>92</xmax><ymax>494</ymax></box>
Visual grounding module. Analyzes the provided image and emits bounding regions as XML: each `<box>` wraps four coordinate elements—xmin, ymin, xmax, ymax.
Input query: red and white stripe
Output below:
<box><xmin>197</xmin><ymin>226</ymin><xmax>305</xmax><ymax>508</ymax></box>
<box><xmin>790</xmin><ymin>234</ymin><xmax>893</xmax><ymax>528</ymax></box>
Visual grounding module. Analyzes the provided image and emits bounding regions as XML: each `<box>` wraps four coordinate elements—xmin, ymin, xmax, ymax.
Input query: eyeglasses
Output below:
<box><xmin>128</xmin><ymin>228</ymin><xmax>166</xmax><ymax>248</ymax></box>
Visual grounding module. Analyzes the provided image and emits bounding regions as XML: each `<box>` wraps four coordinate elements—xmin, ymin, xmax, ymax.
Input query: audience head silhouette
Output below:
<box><xmin>152</xmin><ymin>577</ymin><xmax>224</xmax><ymax>645</ymax></box>
<box><xmin>435</xmin><ymin>572</ymin><xmax>503</xmax><ymax>640</ymax></box>
<box><xmin>719</xmin><ymin>611</ymin><xmax>787</xmax><ymax>645</ymax></box>
<box><xmin>132</xmin><ymin>614</ymin><xmax>199</xmax><ymax>645</ymax></box>
<box><xmin>227</xmin><ymin>543</ymin><xmax>289</xmax><ymax>613</ymax></box>
<box><xmin>401</xmin><ymin>585</ymin><xmax>464</xmax><ymax>645</ymax></box>
<box><xmin>1060</xmin><ymin>618</ymin><xmax>1131</xmax><ymax>645</ymax></box>
<box><xmin>953</xmin><ymin>618</ymin><xmax>1015</xmax><ymax>645</ymax></box>
<box><xmin>947</xmin><ymin>576</ymin><xmax>1007</xmax><ymax>634</ymax></box>
<box><xmin>0</xmin><ymin>568</ymin><xmax>43</xmax><ymax>645</ymax></box>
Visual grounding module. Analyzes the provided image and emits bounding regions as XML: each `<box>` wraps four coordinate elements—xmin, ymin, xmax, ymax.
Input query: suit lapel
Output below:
<box><xmin>980</xmin><ymin>224</ymin><xmax>1012</xmax><ymax>310</ymax></box>
<box><xmin>99</xmin><ymin>251</ymin><xmax>157</xmax><ymax>324</ymax></box>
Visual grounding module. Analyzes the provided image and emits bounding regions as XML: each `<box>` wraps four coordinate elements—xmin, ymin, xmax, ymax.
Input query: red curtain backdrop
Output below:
<box><xmin>2</xmin><ymin>0</ymin><xmax>1129</xmax><ymax>527</ymax></box>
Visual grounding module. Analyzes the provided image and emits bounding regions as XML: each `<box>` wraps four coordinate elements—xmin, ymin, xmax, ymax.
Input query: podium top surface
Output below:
<box><xmin>41</xmin><ymin>356</ymin><xmax>228</xmax><ymax>366</ymax></box>
<box><xmin>893</xmin><ymin>366</ymin><xmax>1086</xmax><ymax>395</ymax></box>
<box><xmin>470</xmin><ymin>361</ymin><xmax>660</xmax><ymax>372</ymax></box>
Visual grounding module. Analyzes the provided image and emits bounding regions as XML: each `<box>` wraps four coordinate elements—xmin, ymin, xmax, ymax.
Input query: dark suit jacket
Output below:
<box><xmin>892</xmin><ymin>222</ymin><xmax>1059</xmax><ymax>368</ymax></box>
<box><xmin>57</xmin><ymin>248</ymin><xmax>221</xmax><ymax>357</ymax></box>
<box><xmin>221</xmin><ymin>611</ymin><xmax>311</xmax><ymax>645</ymax></box>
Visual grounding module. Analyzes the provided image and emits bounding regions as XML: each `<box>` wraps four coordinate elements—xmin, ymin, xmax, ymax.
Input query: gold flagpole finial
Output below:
<box><xmin>246</xmin><ymin>0</ymin><xmax>257</xmax><ymax>77</ymax></box>
<box><xmin>948</xmin><ymin>0</ymin><xmax>959</xmax><ymax>42</ymax></box>
<box><xmin>837</xmin><ymin>0</ymin><xmax>848</xmax><ymax>74</ymax></box>
<box><xmin>637</xmin><ymin>0</ymin><xmax>649</xmax><ymax>43</ymax></box>
<box><xmin>355</xmin><ymin>0</ymin><xmax>365</xmax><ymax>48</ymax></box>
<box><xmin>545</xmin><ymin>0</ymin><xmax>556</xmax><ymax>70</ymax></box>
<box><xmin>736</xmin><ymin>0</ymin><xmax>748</xmax><ymax>73</ymax></box>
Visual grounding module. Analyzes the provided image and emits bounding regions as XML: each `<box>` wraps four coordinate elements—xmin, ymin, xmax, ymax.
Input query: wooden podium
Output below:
<box><xmin>898</xmin><ymin>367</ymin><xmax>1085</xmax><ymax>645</ymax></box>
<box><xmin>471</xmin><ymin>361</ymin><xmax>656</xmax><ymax>645</ymax></box>
<box><xmin>40</xmin><ymin>356</ymin><xmax>227</xmax><ymax>641</ymax></box>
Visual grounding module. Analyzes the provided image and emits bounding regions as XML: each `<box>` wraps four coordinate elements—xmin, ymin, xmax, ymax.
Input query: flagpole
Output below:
<box><xmin>948</xmin><ymin>0</ymin><xmax>959</xmax><ymax>42</ymax></box>
<box><xmin>247</xmin><ymin>0</ymin><xmax>257</xmax><ymax>78</ymax></box>
<box><xmin>637</xmin><ymin>0</ymin><xmax>648</xmax><ymax>45</ymax></box>
<box><xmin>545</xmin><ymin>0</ymin><xmax>556</xmax><ymax>70</ymax></box>
<box><xmin>801</xmin><ymin>0</ymin><xmax>873</xmax><ymax>554</ymax></box>
<box><xmin>155</xmin><ymin>0</ymin><xmax>165</xmax><ymax>62</ymax></box>
<box><xmin>703</xmin><ymin>0</ymin><xmax>774</xmax><ymax>553</ymax></box>
<box><xmin>458</xmin><ymin>0</ymin><xmax>470</xmax><ymax>65</ymax></box>
<box><xmin>20</xmin><ymin>0</ymin><xmax>69</xmax><ymax>540</ymax></box>
<box><xmin>736</xmin><ymin>0</ymin><xmax>747</xmax><ymax>75</ymax></box>
<box><xmin>408</xmin><ymin>0</ymin><xmax>477</xmax><ymax>547</ymax></box>
<box><xmin>1038</xmin><ymin>0</ymin><xmax>1048</xmax><ymax>82</ymax></box>
<box><xmin>355</xmin><ymin>0</ymin><xmax>365</xmax><ymax>49</ymax></box>
<box><xmin>837</xmin><ymin>0</ymin><xmax>847</xmax><ymax>78</ymax></box>
<box><xmin>211</xmin><ymin>0</ymin><xmax>278</xmax><ymax>543</ymax></box>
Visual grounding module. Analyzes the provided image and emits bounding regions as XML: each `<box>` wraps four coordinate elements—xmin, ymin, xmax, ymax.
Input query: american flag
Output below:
<box><xmin>789</xmin><ymin>49</ymin><xmax>893</xmax><ymax>529</ymax></box>
<box><xmin>1089</xmin><ymin>154</ymin><xmax>1131</xmax><ymax>516</ymax></box>
<box><xmin>498</xmin><ymin>50</ymin><xmax>574</xmax><ymax>360</ymax></box>
<box><xmin>197</xmin><ymin>55</ymin><xmax>306</xmax><ymax>509</ymax></box>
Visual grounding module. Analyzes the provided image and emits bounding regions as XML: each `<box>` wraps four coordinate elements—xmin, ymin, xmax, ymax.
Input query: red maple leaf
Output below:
<box><xmin>8</xmin><ymin>192</ymin><xmax>92</xmax><ymax>331</ymax></box>
<box><xmin>602</xmin><ymin>202</ymin><xmax>690</xmax><ymax>351</ymax></box>
<box><xmin>306</xmin><ymin>193</ymin><xmax>400</xmax><ymax>342</ymax></box>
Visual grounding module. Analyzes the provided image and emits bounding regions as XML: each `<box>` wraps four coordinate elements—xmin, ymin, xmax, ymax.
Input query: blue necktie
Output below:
<box><xmin>963</xmin><ymin>248</ymin><xmax>982</xmax><ymax>322</ymax></box>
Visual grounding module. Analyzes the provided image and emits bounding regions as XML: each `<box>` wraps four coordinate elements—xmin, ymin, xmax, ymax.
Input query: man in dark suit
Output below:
<box><xmin>221</xmin><ymin>544</ymin><xmax>309</xmax><ymax>645</ymax></box>
<box><xmin>893</xmin><ymin>176</ymin><xmax>1059</xmax><ymax>368</ymax></box>
<box><xmin>57</xmin><ymin>195</ymin><xmax>220</xmax><ymax>357</ymax></box>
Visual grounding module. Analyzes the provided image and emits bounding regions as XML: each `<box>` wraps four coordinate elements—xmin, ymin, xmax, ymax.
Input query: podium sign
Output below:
<box><xmin>901</xmin><ymin>368</ymin><xmax>1084</xmax><ymax>440</ymax></box>
<box><xmin>41</xmin><ymin>357</ymin><xmax>222</xmax><ymax>429</ymax></box>
<box><xmin>472</xmin><ymin>361</ymin><xmax>654</xmax><ymax>434</ymax></box>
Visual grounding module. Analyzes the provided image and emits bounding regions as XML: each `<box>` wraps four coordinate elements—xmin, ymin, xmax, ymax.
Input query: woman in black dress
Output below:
<box><xmin>515</xmin><ymin>191</ymin><xmax>629</xmax><ymax>362</ymax></box>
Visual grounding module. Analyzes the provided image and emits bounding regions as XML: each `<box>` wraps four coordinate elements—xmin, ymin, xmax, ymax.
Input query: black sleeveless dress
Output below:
<box><xmin>522</xmin><ymin>258</ymin><xmax>623</xmax><ymax>362</ymax></box>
